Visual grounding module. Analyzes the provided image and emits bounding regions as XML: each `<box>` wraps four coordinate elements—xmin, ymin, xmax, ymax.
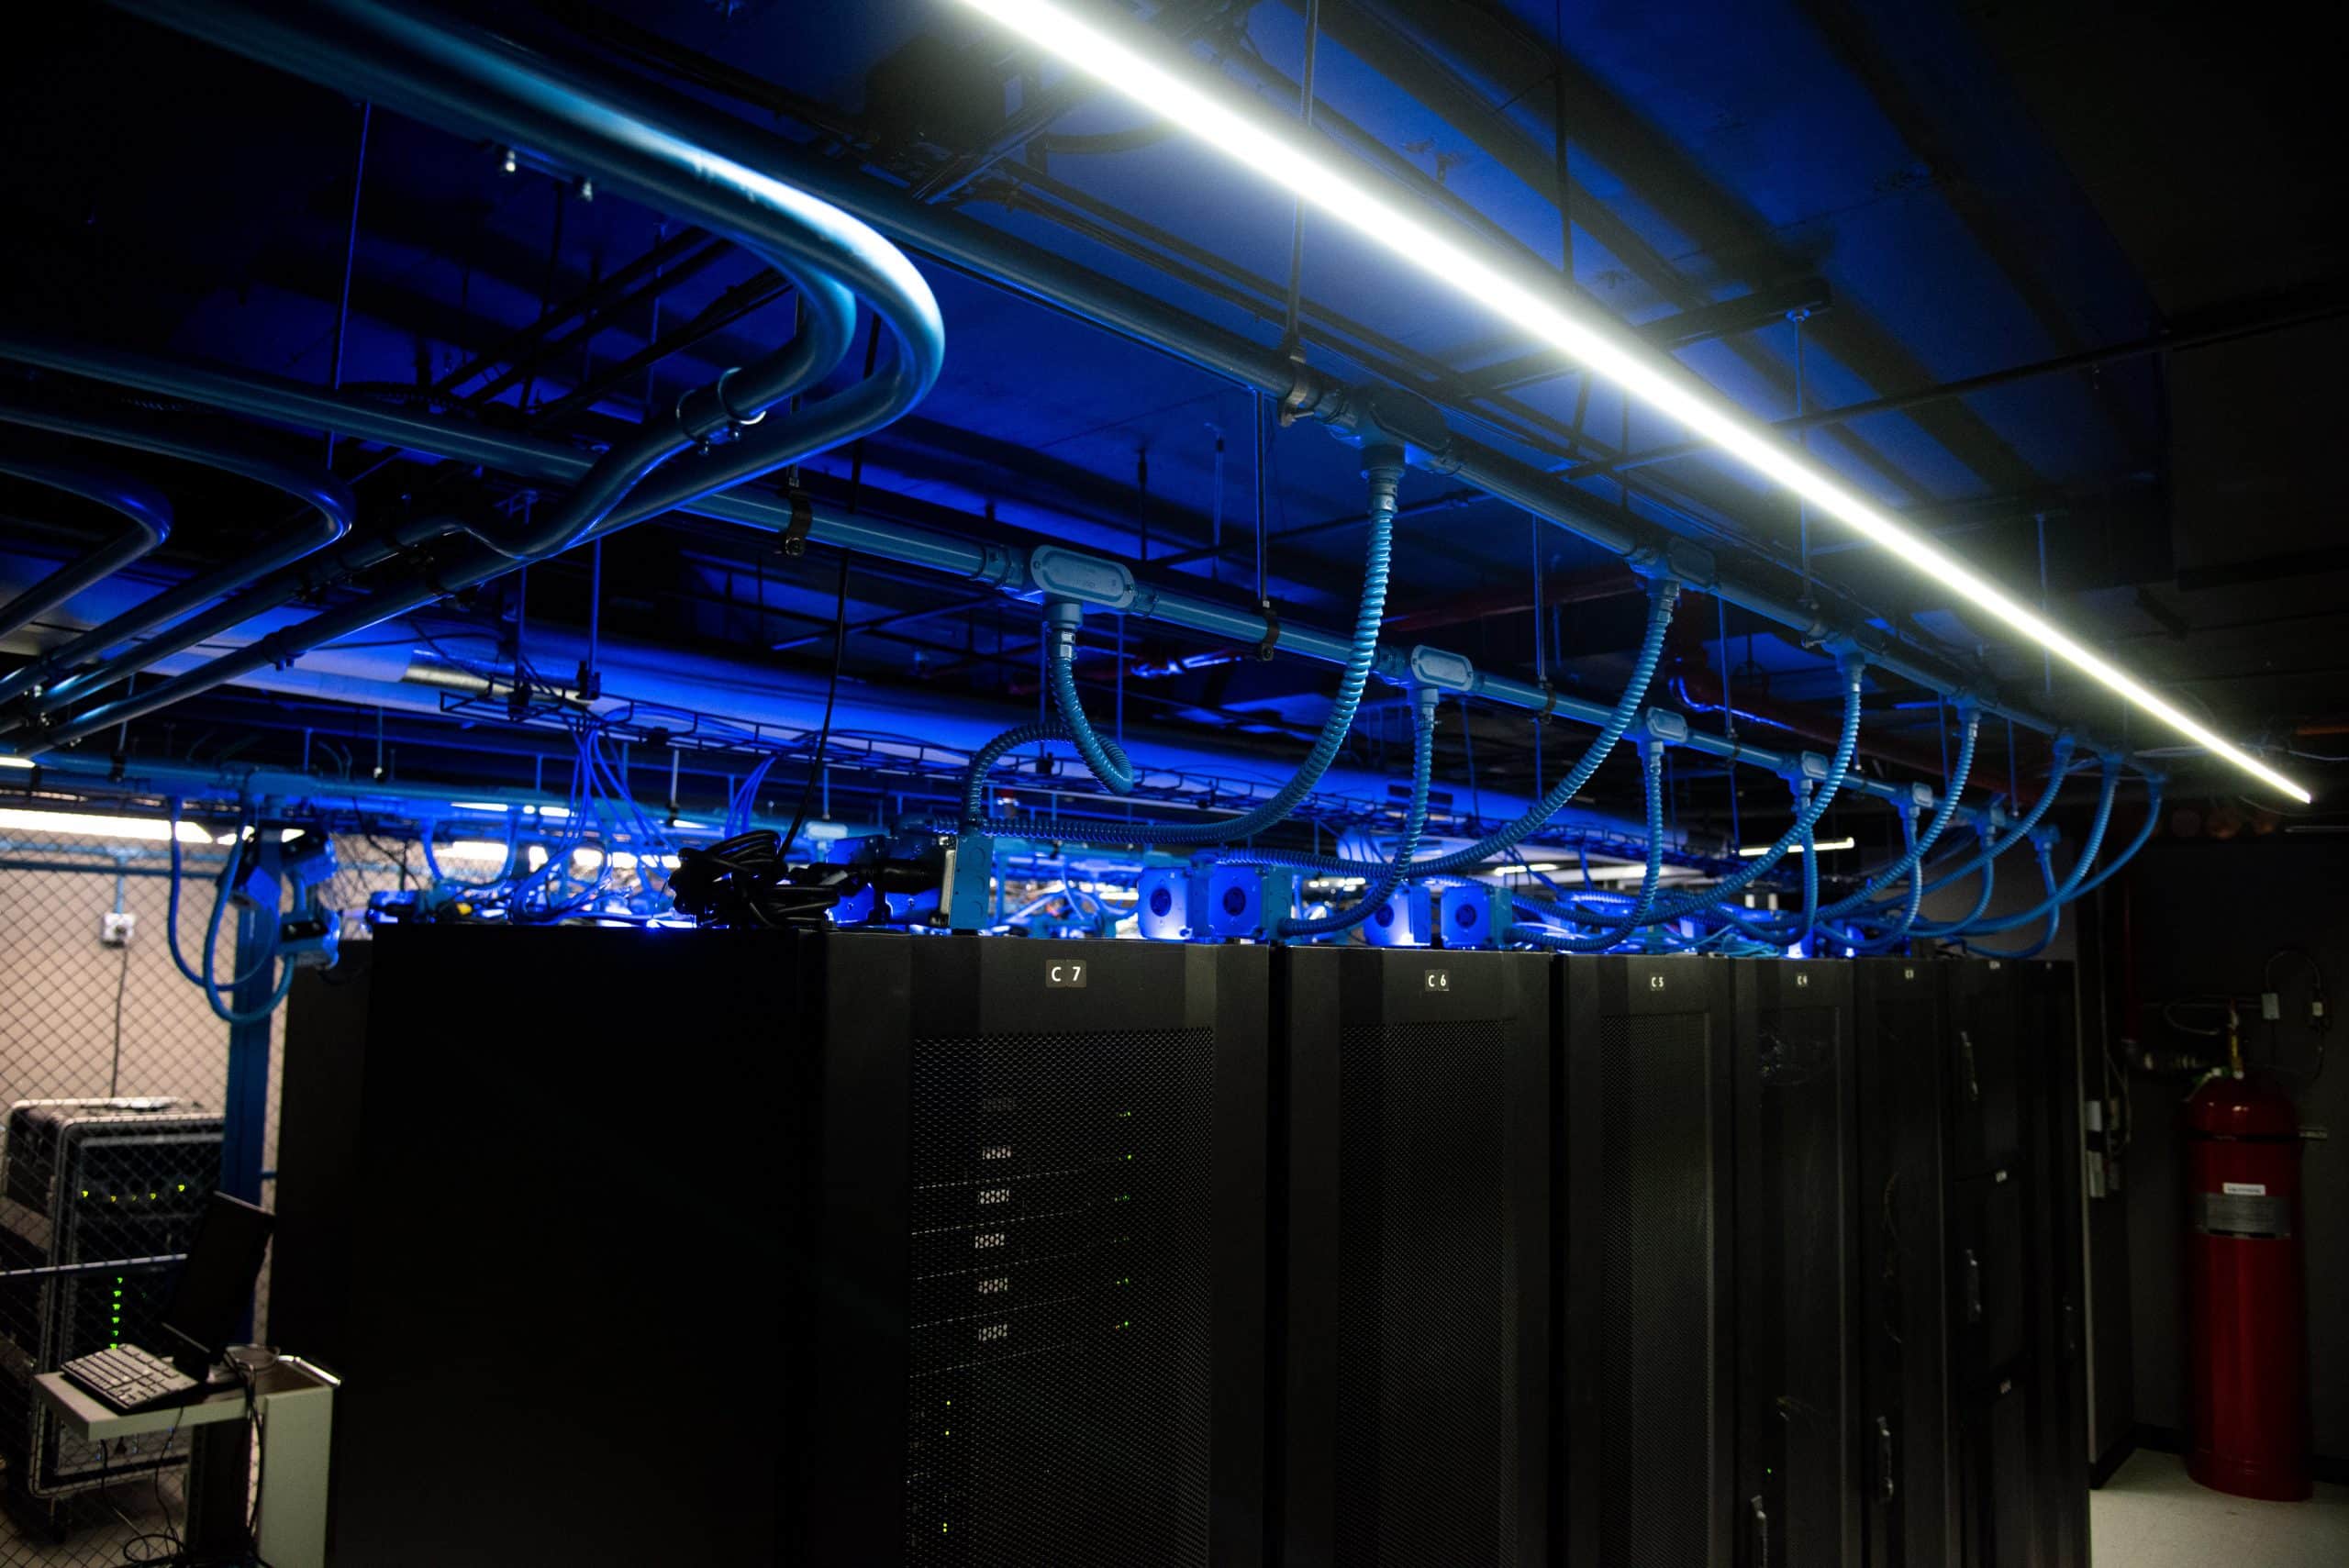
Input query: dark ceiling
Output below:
<box><xmin>0</xmin><ymin>0</ymin><xmax>2341</xmax><ymax>843</ymax></box>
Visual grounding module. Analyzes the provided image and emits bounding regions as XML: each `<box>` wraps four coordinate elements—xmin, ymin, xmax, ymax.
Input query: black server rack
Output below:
<box><xmin>1943</xmin><ymin>958</ymin><xmax>2031</xmax><ymax>1568</ymax></box>
<box><xmin>1563</xmin><ymin>954</ymin><xmax>1735</xmax><ymax>1568</ymax></box>
<box><xmin>273</xmin><ymin>926</ymin><xmax>1270</xmax><ymax>1568</ymax></box>
<box><xmin>2018</xmin><ymin>962</ymin><xmax>2088</xmax><ymax>1568</ymax></box>
<box><xmin>1731</xmin><ymin>958</ymin><xmax>1860</xmax><ymax>1568</ymax></box>
<box><xmin>0</xmin><ymin>1100</ymin><xmax>222</xmax><ymax>1516</ymax></box>
<box><xmin>1849</xmin><ymin>959</ymin><xmax>1956</xmax><ymax>1568</ymax></box>
<box><xmin>1275</xmin><ymin>946</ymin><xmax>1552</xmax><ymax>1567</ymax></box>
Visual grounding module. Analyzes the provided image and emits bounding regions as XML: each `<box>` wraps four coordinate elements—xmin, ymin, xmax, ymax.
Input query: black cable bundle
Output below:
<box><xmin>667</xmin><ymin>829</ymin><xmax>843</xmax><ymax>929</ymax></box>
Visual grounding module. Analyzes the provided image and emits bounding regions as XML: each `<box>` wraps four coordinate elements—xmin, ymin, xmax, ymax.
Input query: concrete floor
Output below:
<box><xmin>2094</xmin><ymin>1449</ymin><xmax>2349</xmax><ymax>1567</ymax></box>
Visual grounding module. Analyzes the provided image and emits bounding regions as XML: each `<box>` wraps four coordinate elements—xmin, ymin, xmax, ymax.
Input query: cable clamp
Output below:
<box><xmin>1538</xmin><ymin>680</ymin><xmax>1558</xmax><ymax>721</ymax></box>
<box><xmin>1255</xmin><ymin>599</ymin><xmax>1282</xmax><ymax>661</ymax></box>
<box><xmin>713</xmin><ymin>366</ymin><xmax>767</xmax><ymax>429</ymax></box>
<box><xmin>780</xmin><ymin>488</ymin><xmax>814</xmax><ymax>558</ymax></box>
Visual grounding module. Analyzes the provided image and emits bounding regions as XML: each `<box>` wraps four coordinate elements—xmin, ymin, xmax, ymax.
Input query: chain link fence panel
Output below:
<box><xmin>0</xmin><ymin>828</ymin><xmax>409</xmax><ymax>1565</ymax></box>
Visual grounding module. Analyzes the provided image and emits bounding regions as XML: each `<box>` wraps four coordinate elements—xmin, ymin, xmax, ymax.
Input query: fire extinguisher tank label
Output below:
<box><xmin>2197</xmin><ymin>1191</ymin><xmax>2292</xmax><ymax>1238</ymax></box>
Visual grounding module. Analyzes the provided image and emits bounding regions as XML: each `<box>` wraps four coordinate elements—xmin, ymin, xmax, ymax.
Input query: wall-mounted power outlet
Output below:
<box><xmin>100</xmin><ymin>911</ymin><xmax>136</xmax><ymax>947</ymax></box>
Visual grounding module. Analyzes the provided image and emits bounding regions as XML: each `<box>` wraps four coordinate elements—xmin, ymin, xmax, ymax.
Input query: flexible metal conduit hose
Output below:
<box><xmin>0</xmin><ymin>448</ymin><xmax>172</xmax><ymax>643</ymax></box>
<box><xmin>0</xmin><ymin>401</ymin><xmax>354</xmax><ymax>720</ymax></box>
<box><xmin>18</xmin><ymin>0</ymin><xmax>941</xmax><ymax>755</ymax></box>
<box><xmin>1642</xmin><ymin>653</ymin><xmax>1868</xmax><ymax>923</ymax></box>
<box><xmin>1280</xmin><ymin>683</ymin><xmax>1441</xmax><ymax>939</ymax></box>
<box><xmin>957</xmin><ymin>444</ymin><xmax>1406</xmax><ymax>846</ymax></box>
<box><xmin>1862</xmin><ymin>737</ymin><xmax>2081</xmax><ymax>938</ymax></box>
<box><xmin>1509</xmin><ymin>738</ymin><xmax>1672</xmax><ymax>950</ymax></box>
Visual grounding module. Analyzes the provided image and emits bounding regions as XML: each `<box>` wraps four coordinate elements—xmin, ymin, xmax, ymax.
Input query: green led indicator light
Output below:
<box><xmin>1123</xmin><ymin>1153</ymin><xmax>1134</xmax><ymax>1162</ymax></box>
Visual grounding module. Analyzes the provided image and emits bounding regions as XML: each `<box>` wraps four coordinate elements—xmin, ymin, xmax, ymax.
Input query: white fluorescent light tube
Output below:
<box><xmin>1517</xmin><ymin>862</ymin><xmax>1564</xmax><ymax>873</ymax></box>
<box><xmin>451</xmin><ymin>800</ymin><xmax>515</xmax><ymax>813</ymax></box>
<box><xmin>0</xmin><ymin>756</ymin><xmax>34</xmax><ymax>770</ymax></box>
<box><xmin>0</xmin><ymin>808</ymin><xmax>213</xmax><ymax>843</ymax></box>
<box><xmin>1739</xmin><ymin>836</ymin><xmax>1858</xmax><ymax>858</ymax></box>
<box><xmin>442</xmin><ymin>840</ymin><xmax>514</xmax><ymax>862</ymax></box>
<box><xmin>953</xmin><ymin>0</ymin><xmax>2310</xmax><ymax>805</ymax></box>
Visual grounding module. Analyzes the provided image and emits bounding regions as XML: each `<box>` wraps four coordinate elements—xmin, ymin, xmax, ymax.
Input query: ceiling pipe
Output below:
<box><xmin>0</xmin><ymin>333</ymin><xmax>2026</xmax><ymax>828</ymax></box>
<box><xmin>398</xmin><ymin>14</ymin><xmax>2121</xmax><ymax>762</ymax></box>
<box><xmin>0</xmin><ymin>445</ymin><xmax>173</xmax><ymax>644</ymax></box>
<box><xmin>0</xmin><ymin>396</ymin><xmax>354</xmax><ymax>710</ymax></box>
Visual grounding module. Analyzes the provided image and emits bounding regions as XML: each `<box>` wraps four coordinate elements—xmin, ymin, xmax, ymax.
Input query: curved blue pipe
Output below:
<box><xmin>1280</xmin><ymin>684</ymin><xmax>1440</xmax><ymax>938</ymax></box>
<box><xmin>0</xmin><ymin>400</ymin><xmax>354</xmax><ymax>717</ymax></box>
<box><xmin>128</xmin><ymin>0</ymin><xmax>912</xmax><ymax>563</ymax></box>
<box><xmin>0</xmin><ymin>446</ymin><xmax>172</xmax><ymax>642</ymax></box>
<box><xmin>1959</xmin><ymin>755</ymin><xmax>2123</xmax><ymax>937</ymax></box>
<box><xmin>962</xmin><ymin>448</ymin><xmax>1405</xmax><ymax>846</ymax></box>
<box><xmin>1410</xmin><ymin>582</ymin><xmax>1677</xmax><ymax>874</ymax></box>
<box><xmin>1867</xmin><ymin>743</ymin><xmax>2082</xmax><ymax>939</ymax></box>
<box><xmin>1816</xmin><ymin>708</ymin><xmax>1982</xmax><ymax>918</ymax></box>
<box><xmin>27</xmin><ymin>0</ymin><xmax>938</xmax><ymax>752</ymax></box>
<box><xmin>1643</xmin><ymin>656</ymin><xmax>1867</xmax><ymax>922</ymax></box>
<box><xmin>1510</xmin><ymin>739</ymin><xmax>1671</xmax><ymax>950</ymax></box>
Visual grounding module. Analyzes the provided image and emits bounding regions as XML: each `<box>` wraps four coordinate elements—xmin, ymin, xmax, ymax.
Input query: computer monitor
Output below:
<box><xmin>158</xmin><ymin>1192</ymin><xmax>275</xmax><ymax>1374</ymax></box>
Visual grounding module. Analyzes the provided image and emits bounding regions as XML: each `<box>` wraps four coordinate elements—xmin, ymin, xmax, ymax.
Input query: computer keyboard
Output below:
<box><xmin>59</xmin><ymin>1344</ymin><xmax>198</xmax><ymax>1413</ymax></box>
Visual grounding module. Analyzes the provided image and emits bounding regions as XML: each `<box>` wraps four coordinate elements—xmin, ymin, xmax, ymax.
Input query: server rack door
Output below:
<box><xmin>1954</xmin><ymin>1373</ymin><xmax>2032</xmax><ymax>1568</ymax></box>
<box><xmin>1732</xmin><ymin>959</ymin><xmax>1859</xmax><ymax>1568</ymax></box>
<box><xmin>1945</xmin><ymin>962</ymin><xmax>2021</xmax><ymax>1178</ymax></box>
<box><xmin>306</xmin><ymin>924</ymin><xmax>807</xmax><ymax>1568</ymax></box>
<box><xmin>1950</xmin><ymin>1171</ymin><xmax>2026</xmax><ymax>1388</ymax></box>
<box><xmin>1564</xmin><ymin>955</ymin><xmax>1735</xmax><ymax>1568</ymax></box>
<box><xmin>2019</xmin><ymin>962</ymin><xmax>2089</xmax><ymax>1568</ymax></box>
<box><xmin>1849</xmin><ymin>960</ymin><xmax>1955</xmax><ymax>1568</ymax></box>
<box><xmin>1275</xmin><ymin>947</ymin><xmax>1553</xmax><ymax>1568</ymax></box>
<box><xmin>828</xmin><ymin>935</ymin><xmax>1270</xmax><ymax>1568</ymax></box>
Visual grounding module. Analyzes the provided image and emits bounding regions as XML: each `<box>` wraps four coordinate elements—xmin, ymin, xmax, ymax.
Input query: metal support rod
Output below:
<box><xmin>1278</xmin><ymin>0</ymin><xmax>1321</xmax><ymax>357</ymax></box>
<box><xmin>326</xmin><ymin>100</ymin><xmax>373</xmax><ymax>464</ymax></box>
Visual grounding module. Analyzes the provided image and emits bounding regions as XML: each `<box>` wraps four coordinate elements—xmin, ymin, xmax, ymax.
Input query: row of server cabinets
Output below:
<box><xmin>273</xmin><ymin>927</ymin><xmax>2088</xmax><ymax>1567</ymax></box>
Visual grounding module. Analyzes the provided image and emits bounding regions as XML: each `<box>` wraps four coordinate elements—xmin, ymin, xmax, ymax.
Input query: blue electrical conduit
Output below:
<box><xmin>123</xmin><ymin>0</ymin><xmax>903</xmax><ymax>566</ymax></box>
<box><xmin>1708</xmin><ymin>780</ymin><xmax>1828</xmax><ymax>948</ymax></box>
<box><xmin>957</xmin><ymin>718</ymin><xmax>1135</xmax><ymax>830</ymax></box>
<box><xmin>1961</xmin><ymin>839</ymin><xmax>2065</xmax><ymax>962</ymax></box>
<box><xmin>3</xmin><ymin>509</ymin><xmax>461</xmax><ymax>736</ymax></box>
<box><xmin>1280</xmin><ymin>684</ymin><xmax>1441</xmax><ymax>939</ymax></box>
<box><xmin>1948</xmin><ymin>755</ymin><xmax>2124</xmax><ymax>938</ymax></box>
<box><xmin>0</xmin><ymin>400</ymin><xmax>355</xmax><ymax>717</ymax></box>
<box><xmin>1184</xmin><ymin>583</ymin><xmax>1682</xmax><ymax>883</ymax></box>
<box><xmin>1508</xmin><ymin>738</ymin><xmax>1672</xmax><ymax>950</ymax></box>
<box><xmin>1851</xmin><ymin>738</ymin><xmax>2082</xmax><ymax>937</ymax></box>
<box><xmin>958</xmin><ymin>447</ymin><xmax>1406</xmax><ymax>846</ymax></box>
<box><xmin>162</xmin><ymin>798</ymin><xmax>292</xmax><ymax>1024</ymax></box>
<box><xmin>21</xmin><ymin>0</ymin><xmax>940</xmax><ymax>753</ymax></box>
<box><xmin>518</xmin><ymin>29</ymin><xmax>2122</xmax><ymax>762</ymax></box>
<box><xmin>1841</xmin><ymin>809</ymin><xmax>1925</xmax><ymax>953</ymax></box>
<box><xmin>0</xmin><ymin>446</ymin><xmax>172</xmax><ymax>643</ymax></box>
<box><xmin>1811</xmin><ymin>707</ymin><xmax>1982</xmax><ymax>918</ymax></box>
<box><xmin>1640</xmin><ymin>655</ymin><xmax>1868</xmax><ymax>924</ymax></box>
<box><xmin>0</xmin><ymin>331</ymin><xmax>2158</xmax><ymax>840</ymax></box>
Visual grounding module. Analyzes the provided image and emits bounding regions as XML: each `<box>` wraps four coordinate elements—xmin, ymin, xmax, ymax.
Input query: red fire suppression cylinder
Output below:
<box><xmin>2184</xmin><ymin>1073</ymin><xmax>2310</xmax><ymax>1502</ymax></box>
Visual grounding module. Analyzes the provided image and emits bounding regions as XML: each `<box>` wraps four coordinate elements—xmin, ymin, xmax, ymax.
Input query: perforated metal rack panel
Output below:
<box><xmin>1732</xmin><ymin>961</ymin><xmax>1857</xmax><ymax>1568</ymax></box>
<box><xmin>1331</xmin><ymin>1018</ymin><xmax>1514</xmax><ymax>1566</ymax></box>
<box><xmin>1597</xmin><ymin>1007</ymin><xmax>1717</xmax><ymax>1566</ymax></box>
<box><xmin>1851</xmin><ymin>961</ymin><xmax>1955</xmax><ymax>1568</ymax></box>
<box><xmin>902</xmin><ymin>1026</ymin><xmax>1217</xmax><ymax>1566</ymax></box>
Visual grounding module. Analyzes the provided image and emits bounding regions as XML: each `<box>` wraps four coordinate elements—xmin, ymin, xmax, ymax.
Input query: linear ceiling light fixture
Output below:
<box><xmin>950</xmin><ymin>0</ymin><xmax>2310</xmax><ymax>804</ymax></box>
